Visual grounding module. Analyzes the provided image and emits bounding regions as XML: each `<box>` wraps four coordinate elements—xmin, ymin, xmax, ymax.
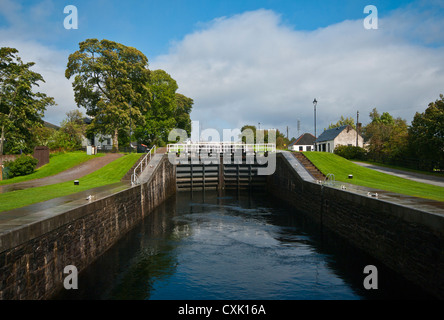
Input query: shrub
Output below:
<box><xmin>4</xmin><ymin>155</ymin><xmax>38</xmax><ymax>178</ymax></box>
<box><xmin>334</xmin><ymin>145</ymin><xmax>367</xmax><ymax>160</ymax></box>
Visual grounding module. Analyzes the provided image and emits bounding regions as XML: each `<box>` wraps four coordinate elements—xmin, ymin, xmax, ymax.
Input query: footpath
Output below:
<box><xmin>353</xmin><ymin>161</ymin><xmax>444</xmax><ymax>188</ymax></box>
<box><xmin>0</xmin><ymin>153</ymin><xmax>124</xmax><ymax>193</ymax></box>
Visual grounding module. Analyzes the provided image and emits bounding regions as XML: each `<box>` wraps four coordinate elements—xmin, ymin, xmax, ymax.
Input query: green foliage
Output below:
<box><xmin>48</xmin><ymin>110</ymin><xmax>86</xmax><ymax>151</ymax></box>
<box><xmin>239</xmin><ymin>125</ymin><xmax>289</xmax><ymax>148</ymax></box>
<box><xmin>175</xmin><ymin>93</ymin><xmax>193</xmax><ymax>136</ymax></box>
<box><xmin>4</xmin><ymin>155</ymin><xmax>38</xmax><ymax>178</ymax></box>
<box><xmin>408</xmin><ymin>94</ymin><xmax>444</xmax><ymax>170</ymax></box>
<box><xmin>65</xmin><ymin>39</ymin><xmax>151</xmax><ymax>152</ymax></box>
<box><xmin>334</xmin><ymin>145</ymin><xmax>367</xmax><ymax>160</ymax></box>
<box><xmin>0</xmin><ymin>47</ymin><xmax>56</xmax><ymax>155</ymax></box>
<box><xmin>327</xmin><ymin>115</ymin><xmax>356</xmax><ymax>130</ymax></box>
<box><xmin>136</xmin><ymin>70</ymin><xmax>193</xmax><ymax>146</ymax></box>
<box><xmin>362</xmin><ymin>108</ymin><xmax>408</xmax><ymax>163</ymax></box>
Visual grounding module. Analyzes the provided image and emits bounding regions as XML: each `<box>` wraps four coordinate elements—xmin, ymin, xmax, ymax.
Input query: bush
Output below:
<box><xmin>4</xmin><ymin>155</ymin><xmax>38</xmax><ymax>178</ymax></box>
<box><xmin>334</xmin><ymin>145</ymin><xmax>367</xmax><ymax>160</ymax></box>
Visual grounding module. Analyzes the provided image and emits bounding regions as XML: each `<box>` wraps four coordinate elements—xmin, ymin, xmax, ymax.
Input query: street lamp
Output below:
<box><xmin>313</xmin><ymin>98</ymin><xmax>317</xmax><ymax>151</ymax></box>
<box><xmin>356</xmin><ymin>110</ymin><xmax>360</xmax><ymax>147</ymax></box>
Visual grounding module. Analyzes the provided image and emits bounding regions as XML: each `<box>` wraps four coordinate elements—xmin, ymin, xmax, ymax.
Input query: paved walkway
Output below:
<box><xmin>0</xmin><ymin>153</ymin><xmax>124</xmax><ymax>193</ymax></box>
<box><xmin>353</xmin><ymin>162</ymin><xmax>444</xmax><ymax>188</ymax></box>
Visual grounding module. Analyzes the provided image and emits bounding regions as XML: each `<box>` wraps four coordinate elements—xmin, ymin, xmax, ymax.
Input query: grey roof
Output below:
<box><xmin>316</xmin><ymin>125</ymin><xmax>351</xmax><ymax>142</ymax></box>
<box><xmin>289</xmin><ymin>133</ymin><xmax>316</xmax><ymax>146</ymax></box>
<box><xmin>43</xmin><ymin>121</ymin><xmax>60</xmax><ymax>130</ymax></box>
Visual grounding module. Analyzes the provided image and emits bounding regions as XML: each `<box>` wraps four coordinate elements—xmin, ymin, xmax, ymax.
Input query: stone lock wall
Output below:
<box><xmin>267</xmin><ymin>153</ymin><xmax>444</xmax><ymax>299</ymax></box>
<box><xmin>0</xmin><ymin>154</ymin><xmax>176</xmax><ymax>300</ymax></box>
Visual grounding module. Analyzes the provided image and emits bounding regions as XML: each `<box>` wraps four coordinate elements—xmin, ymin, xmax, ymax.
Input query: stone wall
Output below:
<box><xmin>0</xmin><ymin>154</ymin><xmax>176</xmax><ymax>300</ymax></box>
<box><xmin>335</xmin><ymin>126</ymin><xmax>364</xmax><ymax>149</ymax></box>
<box><xmin>267</xmin><ymin>152</ymin><xmax>444</xmax><ymax>299</ymax></box>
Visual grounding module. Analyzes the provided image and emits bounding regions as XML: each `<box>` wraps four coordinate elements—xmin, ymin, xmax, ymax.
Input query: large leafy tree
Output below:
<box><xmin>409</xmin><ymin>95</ymin><xmax>444</xmax><ymax>170</ymax></box>
<box><xmin>175</xmin><ymin>93</ymin><xmax>193</xmax><ymax>136</ymax></box>
<box><xmin>0</xmin><ymin>47</ymin><xmax>55</xmax><ymax>155</ymax></box>
<box><xmin>135</xmin><ymin>69</ymin><xmax>193</xmax><ymax>146</ymax></box>
<box><xmin>65</xmin><ymin>39</ymin><xmax>151</xmax><ymax>152</ymax></box>
<box><xmin>363</xmin><ymin>108</ymin><xmax>408</xmax><ymax>162</ymax></box>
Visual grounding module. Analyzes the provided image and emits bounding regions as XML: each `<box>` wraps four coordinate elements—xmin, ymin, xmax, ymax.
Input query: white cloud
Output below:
<box><xmin>152</xmin><ymin>8</ymin><xmax>444</xmax><ymax>139</ymax></box>
<box><xmin>0</xmin><ymin>0</ymin><xmax>79</xmax><ymax>126</ymax></box>
<box><xmin>0</xmin><ymin>39</ymin><xmax>79</xmax><ymax>126</ymax></box>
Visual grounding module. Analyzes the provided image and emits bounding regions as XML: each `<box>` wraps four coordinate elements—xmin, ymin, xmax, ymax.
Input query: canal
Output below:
<box><xmin>54</xmin><ymin>190</ymin><xmax>433</xmax><ymax>300</ymax></box>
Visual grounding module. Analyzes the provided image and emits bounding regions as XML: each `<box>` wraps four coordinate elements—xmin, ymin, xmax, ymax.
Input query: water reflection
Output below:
<box><xmin>54</xmin><ymin>190</ymin><xmax>434</xmax><ymax>300</ymax></box>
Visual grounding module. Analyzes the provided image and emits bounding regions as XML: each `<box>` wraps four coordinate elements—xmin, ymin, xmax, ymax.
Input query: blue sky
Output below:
<box><xmin>1</xmin><ymin>0</ymin><xmax>444</xmax><ymax>139</ymax></box>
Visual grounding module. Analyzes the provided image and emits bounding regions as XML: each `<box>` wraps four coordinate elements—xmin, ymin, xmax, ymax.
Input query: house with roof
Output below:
<box><xmin>288</xmin><ymin>133</ymin><xmax>316</xmax><ymax>152</ymax></box>
<box><xmin>315</xmin><ymin>125</ymin><xmax>363</xmax><ymax>152</ymax></box>
<box><xmin>81</xmin><ymin>117</ymin><xmax>114</xmax><ymax>151</ymax></box>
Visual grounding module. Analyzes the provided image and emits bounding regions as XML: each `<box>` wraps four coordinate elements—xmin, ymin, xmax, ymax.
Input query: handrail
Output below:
<box><xmin>166</xmin><ymin>143</ymin><xmax>276</xmax><ymax>154</ymax></box>
<box><xmin>131</xmin><ymin>145</ymin><xmax>156</xmax><ymax>186</ymax></box>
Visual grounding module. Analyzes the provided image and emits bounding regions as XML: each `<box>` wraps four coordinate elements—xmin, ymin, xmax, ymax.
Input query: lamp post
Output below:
<box><xmin>356</xmin><ymin>110</ymin><xmax>359</xmax><ymax>147</ymax></box>
<box><xmin>313</xmin><ymin>98</ymin><xmax>317</xmax><ymax>151</ymax></box>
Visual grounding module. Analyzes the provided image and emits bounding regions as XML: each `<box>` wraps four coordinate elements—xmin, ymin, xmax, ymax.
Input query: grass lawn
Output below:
<box><xmin>351</xmin><ymin>159</ymin><xmax>444</xmax><ymax>178</ymax></box>
<box><xmin>0</xmin><ymin>151</ymin><xmax>104</xmax><ymax>186</ymax></box>
<box><xmin>303</xmin><ymin>152</ymin><xmax>444</xmax><ymax>202</ymax></box>
<box><xmin>0</xmin><ymin>153</ymin><xmax>141</xmax><ymax>212</ymax></box>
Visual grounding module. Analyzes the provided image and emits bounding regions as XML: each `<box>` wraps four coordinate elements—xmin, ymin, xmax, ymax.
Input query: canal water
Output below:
<box><xmin>55</xmin><ymin>190</ymin><xmax>433</xmax><ymax>300</ymax></box>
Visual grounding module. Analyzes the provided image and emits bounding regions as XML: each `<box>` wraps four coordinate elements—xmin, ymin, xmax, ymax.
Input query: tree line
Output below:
<box><xmin>0</xmin><ymin>39</ymin><xmax>193</xmax><ymax>155</ymax></box>
<box><xmin>329</xmin><ymin>96</ymin><xmax>444</xmax><ymax>171</ymax></box>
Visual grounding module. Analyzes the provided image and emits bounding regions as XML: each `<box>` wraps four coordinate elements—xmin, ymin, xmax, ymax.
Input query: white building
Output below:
<box><xmin>315</xmin><ymin>125</ymin><xmax>363</xmax><ymax>152</ymax></box>
<box><xmin>288</xmin><ymin>133</ymin><xmax>316</xmax><ymax>152</ymax></box>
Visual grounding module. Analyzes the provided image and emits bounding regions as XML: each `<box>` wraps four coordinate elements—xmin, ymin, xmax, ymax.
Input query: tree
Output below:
<box><xmin>136</xmin><ymin>69</ymin><xmax>177</xmax><ymax>146</ymax></box>
<box><xmin>409</xmin><ymin>95</ymin><xmax>444</xmax><ymax>170</ymax></box>
<box><xmin>175</xmin><ymin>93</ymin><xmax>193</xmax><ymax>136</ymax></box>
<box><xmin>136</xmin><ymin>70</ymin><xmax>193</xmax><ymax>146</ymax></box>
<box><xmin>327</xmin><ymin>115</ymin><xmax>356</xmax><ymax>130</ymax></box>
<box><xmin>363</xmin><ymin>108</ymin><xmax>408</xmax><ymax>162</ymax></box>
<box><xmin>0</xmin><ymin>47</ymin><xmax>55</xmax><ymax>155</ymax></box>
<box><xmin>65</xmin><ymin>39</ymin><xmax>151</xmax><ymax>152</ymax></box>
<box><xmin>49</xmin><ymin>110</ymin><xmax>86</xmax><ymax>151</ymax></box>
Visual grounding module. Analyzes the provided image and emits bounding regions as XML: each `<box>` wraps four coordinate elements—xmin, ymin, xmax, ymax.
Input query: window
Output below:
<box><xmin>299</xmin><ymin>146</ymin><xmax>303</xmax><ymax>151</ymax></box>
<box><xmin>307</xmin><ymin>146</ymin><xmax>311</xmax><ymax>151</ymax></box>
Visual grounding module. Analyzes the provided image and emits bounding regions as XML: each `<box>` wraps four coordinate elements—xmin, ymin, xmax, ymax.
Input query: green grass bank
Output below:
<box><xmin>303</xmin><ymin>152</ymin><xmax>444</xmax><ymax>202</ymax></box>
<box><xmin>0</xmin><ymin>153</ymin><xmax>141</xmax><ymax>212</ymax></box>
<box><xmin>0</xmin><ymin>151</ymin><xmax>104</xmax><ymax>186</ymax></box>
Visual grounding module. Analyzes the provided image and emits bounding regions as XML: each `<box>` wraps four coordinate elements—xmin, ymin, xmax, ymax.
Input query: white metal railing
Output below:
<box><xmin>131</xmin><ymin>145</ymin><xmax>156</xmax><ymax>186</ymax></box>
<box><xmin>167</xmin><ymin>142</ymin><xmax>276</xmax><ymax>154</ymax></box>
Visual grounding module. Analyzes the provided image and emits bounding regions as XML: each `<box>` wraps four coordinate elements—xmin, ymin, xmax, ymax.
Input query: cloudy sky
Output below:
<box><xmin>1</xmin><ymin>0</ymin><xmax>443</xmax><ymax>140</ymax></box>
